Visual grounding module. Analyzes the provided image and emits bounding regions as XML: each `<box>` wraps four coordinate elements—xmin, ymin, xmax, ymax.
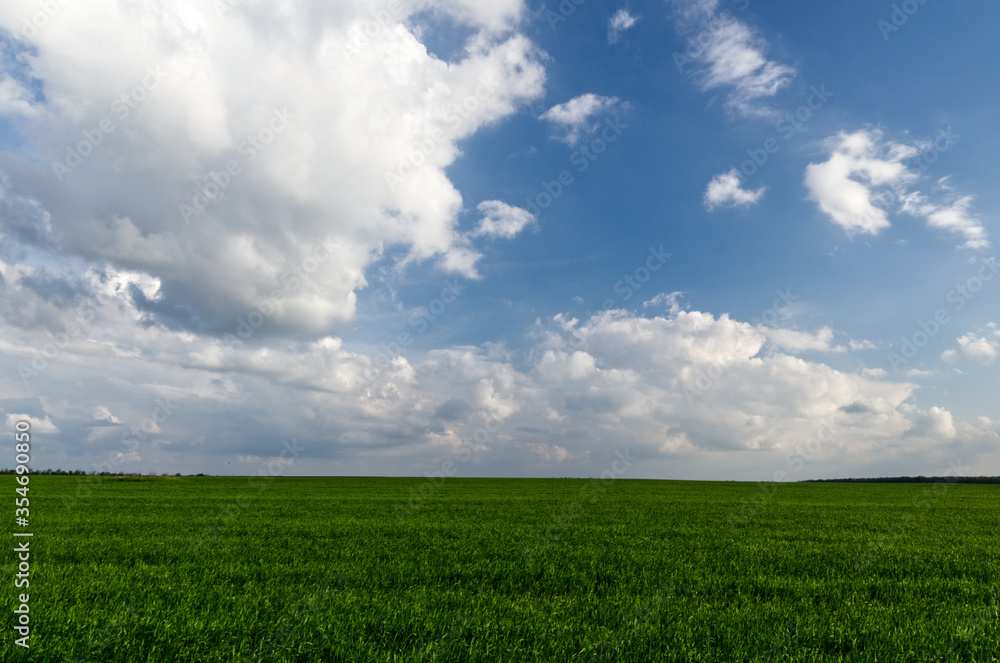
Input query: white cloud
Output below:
<box><xmin>472</xmin><ymin>200</ymin><xmax>536</xmax><ymax>239</ymax></box>
<box><xmin>643</xmin><ymin>291</ymin><xmax>684</xmax><ymax>314</ymax></box>
<box><xmin>978</xmin><ymin>416</ymin><xmax>998</xmax><ymax>430</ymax></box>
<box><xmin>539</xmin><ymin>93</ymin><xmax>622</xmax><ymax>145</ymax></box>
<box><xmin>942</xmin><ymin>330</ymin><xmax>999</xmax><ymax>365</ymax></box>
<box><xmin>436</xmin><ymin>244</ymin><xmax>483</xmax><ymax>278</ymax></box>
<box><xmin>804</xmin><ymin>130</ymin><xmax>916</xmax><ymax>237</ymax></box>
<box><xmin>0</xmin><ymin>75</ymin><xmax>38</xmax><ymax>117</ymax></box>
<box><xmin>94</xmin><ymin>406</ymin><xmax>121</xmax><ymax>424</ymax></box>
<box><xmin>764</xmin><ymin>326</ymin><xmax>842</xmax><ymax>353</ymax></box>
<box><xmin>0</xmin><ymin>0</ymin><xmax>546</xmax><ymax>333</ymax></box>
<box><xmin>805</xmin><ymin>129</ymin><xmax>988</xmax><ymax>248</ymax></box>
<box><xmin>0</xmin><ymin>270</ymin><xmax>975</xmax><ymax>476</ymax></box>
<box><xmin>905</xmin><ymin>406</ymin><xmax>956</xmax><ymax>439</ymax></box>
<box><xmin>6</xmin><ymin>414</ymin><xmax>58</xmax><ymax>434</ymax></box>
<box><xmin>903</xmin><ymin>368</ymin><xmax>937</xmax><ymax>378</ymax></box>
<box><xmin>608</xmin><ymin>9</ymin><xmax>638</xmax><ymax>44</ymax></box>
<box><xmin>902</xmin><ymin>194</ymin><xmax>989</xmax><ymax>250</ymax></box>
<box><xmin>704</xmin><ymin>169</ymin><xmax>766</xmax><ymax>210</ymax></box>
<box><xmin>412</xmin><ymin>0</ymin><xmax>527</xmax><ymax>32</ymax></box>
<box><xmin>526</xmin><ymin>308</ymin><xmax>918</xmax><ymax>456</ymax></box>
<box><xmin>113</xmin><ymin>450</ymin><xmax>141</xmax><ymax>463</ymax></box>
<box><xmin>672</xmin><ymin>3</ymin><xmax>795</xmax><ymax>116</ymax></box>
<box><xmin>0</xmin><ymin>1</ymin><xmax>987</xmax><ymax>480</ymax></box>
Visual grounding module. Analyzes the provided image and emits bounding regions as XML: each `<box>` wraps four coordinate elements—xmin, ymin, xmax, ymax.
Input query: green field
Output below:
<box><xmin>4</xmin><ymin>476</ymin><xmax>999</xmax><ymax>661</ymax></box>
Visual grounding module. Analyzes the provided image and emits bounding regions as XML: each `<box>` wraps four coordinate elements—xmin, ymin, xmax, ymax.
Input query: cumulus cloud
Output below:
<box><xmin>672</xmin><ymin>1</ymin><xmax>795</xmax><ymax>116</ymax></box>
<box><xmin>526</xmin><ymin>308</ymin><xmax>920</xmax><ymax>457</ymax></box>
<box><xmin>0</xmin><ymin>75</ymin><xmax>38</xmax><ymax>117</ymax></box>
<box><xmin>608</xmin><ymin>9</ymin><xmax>638</xmax><ymax>44</ymax></box>
<box><xmin>941</xmin><ymin>327</ymin><xmax>999</xmax><ymax>365</ymax></box>
<box><xmin>0</xmin><ymin>266</ymin><xmax>979</xmax><ymax>477</ymax></box>
<box><xmin>704</xmin><ymin>168</ymin><xmax>766</xmax><ymax>210</ymax></box>
<box><xmin>905</xmin><ymin>406</ymin><xmax>956</xmax><ymax>439</ymax></box>
<box><xmin>472</xmin><ymin>200</ymin><xmax>536</xmax><ymax>239</ymax></box>
<box><xmin>804</xmin><ymin>130</ymin><xmax>917</xmax><ymax>236</ymax></box>
<box><xmin>0</xmin><ymin>2</ymin><xmax>987</xmax><ymax>480</ymax></box>
<box><xmin>539</xmin><ymin>93</ymin><xmax>622</xmax><ymax>145</ymax></box>
<box><xmin>0</xmin><ymin>0</ymin><xmax>546</xmax><ymax>336</ymax></box>
<box><xmin>6</xmin><ymin>413</ymin><xmax>58</xmax><ymax>434</ymax></box>
<box><xmin>805</xmin><ymin>129</ymin><xmax>988</xmax><ymax>248</ymax></box>
<box><xmin>93</xmin><ymin>406</ymin><xmax>122</xmax><ymax>424</ymax></box>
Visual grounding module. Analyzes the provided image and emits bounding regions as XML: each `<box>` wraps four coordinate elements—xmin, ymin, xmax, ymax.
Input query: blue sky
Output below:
<box><xmin>0</xmin><ymin>0</ymin><xmax>997</xmax><ymax>480</ymax></box>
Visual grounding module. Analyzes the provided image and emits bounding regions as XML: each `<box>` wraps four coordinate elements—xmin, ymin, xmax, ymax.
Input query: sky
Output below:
<box><xmin>0</xmin><ymin>0</ymin><xmax>998</xmax><ymax>480</ymax></box>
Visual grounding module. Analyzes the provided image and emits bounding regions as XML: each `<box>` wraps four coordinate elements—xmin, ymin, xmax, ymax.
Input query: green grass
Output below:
<box><xmin>4</xmin><ymin>476</ymin><xmax>999</xmax><ymax>661</ymax></box>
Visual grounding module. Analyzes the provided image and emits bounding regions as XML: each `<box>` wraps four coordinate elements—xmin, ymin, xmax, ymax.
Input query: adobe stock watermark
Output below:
<box><xmin>52</xmin><ymin>66</ymin><xmax>169</xmax><ymax>182</ymax></box>
<box><xmin>730</xmin><ymin>84</ymin><xmax>833</xmax><ymax>180</ymax></box>
<box><xmin>847</xmin><ymin>126</ymin><xmax>960</xmax><ymax>243</ymax></box>
<box><xmin>935</xmin><ymin>590</ymin><xmax>1000</xmax><ymax>660</ymax></box>
<box><xmin>542</xmin><ymin>0</ymin><xmax>593</xmax><ymax>30</ymax></box>
<box><xmin>393</xmin><ymin>411</ymin><xmax>499</xmax><ymax>520</ymax></box>
<box><xmin>680</xmin><ymin>288</ymin><xmax>799</xmax><ymax>402</ymax></box>
<box><xmin>584</xmin><ymin>579</ymin><xmax>675</xmax><ymax>663</ymax></box>
<box><xmin>222</xmin><ymin>240</ymin><xmax>337</xmax><ymax>346</ymax></box>
<box><xmin>522</xmin><ymin>450</ymin><xmax>633</xmax><ymax>565</ymax></box>
<box><xmin>19</xmin><ymin>0</ymin><xmax>73</xmax><ymax>38</ymax></box>
<box><xmin>671</xmin><ymin>0</ymin><xmax>755</xmax><ymax>74</ymax></box>
<box><xmin>416</xmin><ymin>609</ymin><xmax>475</xmax><ymax>663</ymax></box>
<box><xmin>565</xmin><ymin>244</ymin><xmax>671</xmax><ymax>351</ymax></box>
<box><xmin>673</xmin><ymin>9</ymin><xmax>740</xmax><ymax>74</ymax></box>
<box><xmin>18</xmin><ymin>301</ymin><xmax>100</xmax><ymax>384</ymax></box>
<box><xmin>72</xmin><ymin>603</ymin><xmax>144</xmax><ymax>663</ymax></box>
<box><xmin>601</xmin><ymin>245</ymin><xmax>672</xmax><ymax>308</ymax></box>
<box><xmin>384</xmin><ymin>75</ymin><xmax>500</xmax><ymax>190</ymax></box>
<box><xmin>564</xmin><ymin>244</ymin><xmax>671</xmax><ymax>351</ymax></box>
<box><xmin>853</xmin><ymin>457</ymin><xmax>964</xmax><ymax>575</ymax></box>
<box><xmin>887</xmin><ymin>256</ymin><xmax>998</xmax><ymax>371</ymax></box>
<box><xmin>873</xmin><ymin>127</ymin><xmax>957</xmax><ymax>205</ymax></box>
<box><xmin>727</xmin><ymin>392</ymin><xmax>873</xmax><ymax>530</ymax></box>
<box><xmin>878</xmin><ymin>0</ymin><xmax>933</xmax><ymax>41</ymax></box>
<box><xmin>179</xmin><ymin>108</ymin><xmax>294</xmax><ymax>222</ymax></box>
<box><xmin>356</xmin><ymin>278</ymin><xmax>466</xmax><ymax>391</ymax></box>
<box><xmin>189</xmin><ymin>439</ymin><xmax>305</xmax><ymax>553</ymax></box>
<box><xmin>341</xmin><ymin>1</ymin><xmax>405</xmax><ymax>59</ymax></box>
<box><xmin>252</xmin><ymin>566</ymin><xmax>349</xmax><ymax>663</ymax></box>
<box><xmin>61</xmin><ymin>396</ymin><xmax>180</xmax><ymax>513</ymax></box>
<box><xmin>521</xmin><ymin>116</ymin><xmax>629</xmax><ymax>217</ymax></box>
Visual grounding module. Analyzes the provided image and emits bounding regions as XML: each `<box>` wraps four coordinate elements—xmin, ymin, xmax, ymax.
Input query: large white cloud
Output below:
<box><xmin>0</xmin><ymin>262</ymin><xmax>988</xmax><ymax>478</ymax></box>
<box><xmin>0</xmin><ymin>2</ymin><xmax>993</xmax><ymax>480</ymax></box>
<box><xmin>805</xmin><ymin>129</ymin><xmax>989</xmax><ymax>248</ymax></box>
<box><xmin>0</xmin><ymin>0</ymin><xmax>545</xmax><ymax>338</ymax></box>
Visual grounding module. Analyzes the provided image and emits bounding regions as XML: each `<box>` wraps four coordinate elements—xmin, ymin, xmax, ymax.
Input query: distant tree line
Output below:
<box><xmin>0</xmin><ymin>468</ymin><xmax>205</xmax><ymax>476</ymax></box>
<box><xmin>804</xmin><ymin>476</ymin><xmax>1000</xmax><ymax>484</ymax></box>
